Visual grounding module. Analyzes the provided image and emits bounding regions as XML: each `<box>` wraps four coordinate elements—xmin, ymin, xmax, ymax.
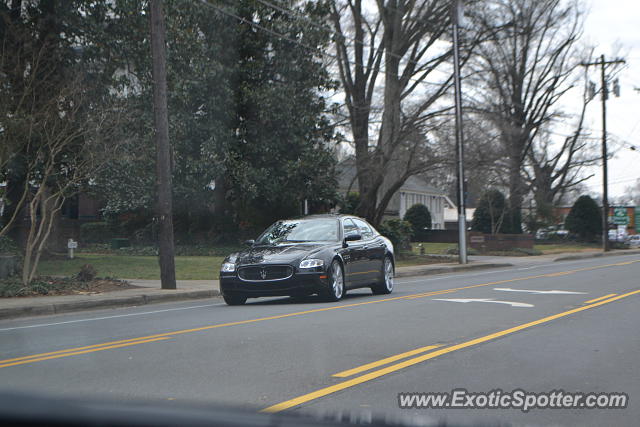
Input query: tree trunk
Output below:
<box><xmin>507</xmin><ymin>145</ymin><xmax>524</xmax><ymax>234</ymax></box>
<box><xmin>353</xmin><ymin>106</ymin><xmax>378</xmax><ymax>221</ymax></box>
<box><xmin>212</xmin><ymin>175</ymin><xmax>227</xmax><ymax>218</ymax></box>
<box><xmin>373</xmin><ymin>172</ymin><xmax>409</xmax><ymax>226</ymax></box>
<box><xmin>360</xmin><ymin>12</ymin><xmax>404</xmax><ymax>226</ymax></box>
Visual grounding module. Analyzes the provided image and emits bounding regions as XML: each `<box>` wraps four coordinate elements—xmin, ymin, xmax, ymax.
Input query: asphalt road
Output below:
<box><xmin>1</xmin><ymin>255</ymin><xmax>639</xmax><ymax>426</ymax></box>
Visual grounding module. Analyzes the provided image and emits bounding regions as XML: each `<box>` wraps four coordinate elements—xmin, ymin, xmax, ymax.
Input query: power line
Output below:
<box><xmin>254</xmin><ymin>0</ymin><xmax>439</xmax><ymax>70</ymax></box>
<box><xmin>194</xmin><ymin>0</ymin><xmax>327</xmax><ymax>57</ymax></box>
<box><xmin>192</xmin><ymin>0</ymin><xmax>446</xmax><ymax>89</ymax></box>
<box><xmin>254</xmin><ymin>0</ymin><xmax>376</xmax><ymax>58</ymax></box>
<box><xmin>583</xmin><ymin>175</ymin><xmax>639</xmax><ymax>189</ymax></box>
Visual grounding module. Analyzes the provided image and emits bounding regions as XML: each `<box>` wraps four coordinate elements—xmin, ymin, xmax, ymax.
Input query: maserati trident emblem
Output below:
<box><xmin>260</xmin><ymin>268</ymin><xmax>267</xmax><ymax>280</ymax></box>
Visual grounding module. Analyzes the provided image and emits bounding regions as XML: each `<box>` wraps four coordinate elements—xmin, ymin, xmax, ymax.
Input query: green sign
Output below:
<box><xmin>612</xmin><ymin>207</ymin><xmax>628</xmax><ymax>225</ymax></box>
<box><xmin>636</xmin><ymin>207</ymin><xmax>640</xmax><ymax>233</ymax></box>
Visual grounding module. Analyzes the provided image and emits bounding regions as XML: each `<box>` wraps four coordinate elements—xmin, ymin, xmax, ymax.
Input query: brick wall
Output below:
<box><xmin>468</xmin><ymin>232</ymin><xmax>534</xmax><ymax>251</ymax></box>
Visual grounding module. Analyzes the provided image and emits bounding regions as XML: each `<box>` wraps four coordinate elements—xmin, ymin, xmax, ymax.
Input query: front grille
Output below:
<box><xmin>237</xmin><ymin>265</ymin><xmax>294</xmax><ymax>282</ymax></box>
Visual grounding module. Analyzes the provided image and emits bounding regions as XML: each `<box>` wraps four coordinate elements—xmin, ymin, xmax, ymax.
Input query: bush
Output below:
<box><xmin>445</xmin><ymin>246</ymin><xmax>479</xmax><ymax>256</ymax></box>
<box><xmin>403</xmin><ymin>204</ymin><xmax>432</xmax><ymax>241</ymax></box>
<box><xmin>338</xmin><ymin>192</ymin><xmax>361</xmax><ymax>215</ymax></box>
<box><xmin>507</xmin><ymin>247</ymin><xmax>543</xmax><ymax>256</ymax></box>
<box><xmin>0</xmin><ymin>235</ymin><xmax>20</xmax><ymax>256</ymax></box>
<box><xmin>77</xmin><ymin>264</ymin><xmax>97</xmax><ymax>282</ymax></box>
<box><xmin>0</xmin><ymin>276</ymin><xmax>93</xmax><ymax>297</ymax></box>
<box><xmin>378</xmin><ymin>219</ymin><xmax>413</xmax><ymax>252</ymax></box>
<box><xmin>80</xmin><ymin>222</ymin><xmax>117</xmax><ymax>244</ymax></box>
<box><xmin>471</xmin><ymin>189</ymin><xmax>508</xmax><ymax>234</ymax></box>
<box><xmin>565</xmin><ymin>195</ymin><xmax>601</xmax><ymax>241</ymax></box>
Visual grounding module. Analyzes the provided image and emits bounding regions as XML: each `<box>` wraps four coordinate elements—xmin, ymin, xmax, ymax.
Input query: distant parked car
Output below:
<box><xmin>543</xmin><ymin>226</ymin><xmax>569</xmax><ymax>239</ymax></box>
<box><xmin>609</xmin><ymin>229</ymin><xmax>628</xmax><ymax>242</ymax></box>
<box><xmin>554</xmin><ymin>229</ymin><xmax>569</xmax><ymax>238</ymax></box>
<box><xmin>626</xmin><ymin>234</ymin><xmax>640</xmax><ymax>248</ymax></box>
<box><xmin>535</xmin><ymin>227</ymin><xmax>568</xmax><ymax>240</ymax></box>
<box><xmin>535</xmin><ymin>229</ymin><xmax>549</xmax><ymax>240</ymax></box>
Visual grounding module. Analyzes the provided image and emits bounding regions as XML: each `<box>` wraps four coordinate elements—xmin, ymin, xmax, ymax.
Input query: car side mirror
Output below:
<box><xmin>244</xmin><ymin>239</ymin><xmax>255</xmax><ymax>246</ymax></box>
<box><xmin>343</xmin><ymin>234</ymin><xmax>362</xmax><ymax>247</ymax></box>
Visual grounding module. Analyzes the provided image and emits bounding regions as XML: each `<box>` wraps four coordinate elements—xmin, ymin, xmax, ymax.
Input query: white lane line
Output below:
<box><xmin>396</xmin><ymin>264</ymin><xmax>559</xmax><ymax>285</ymax></box>
<box><xmin>0</xmin><ymin>303</ymin><xmax>224</xmax><ymax>332</ymax></box>
<box><xmin>494</xmin><ymin>287</ymin><xmax>586</xmax><ymax>295</ymax></box>
<box><xmin>433</xmin><ymin>298</ymin><xmax>534</xmax><ymax>308</ymax></box>
<box><xmin>396</xmin><ymin>268</ymin><xmax>525</xmax><ymax>285</ymax></box>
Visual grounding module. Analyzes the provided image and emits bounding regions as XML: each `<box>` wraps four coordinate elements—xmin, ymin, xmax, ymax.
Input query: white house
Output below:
<box><xmin>336</xmin><ymin>160</ymin><xmax>449</xmax><ymax>229</ymax></box>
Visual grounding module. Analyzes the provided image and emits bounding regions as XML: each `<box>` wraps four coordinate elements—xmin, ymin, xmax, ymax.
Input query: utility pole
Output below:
<box><xmin>580</xmin><ymin>55</ymin><xmax>625</xmax><ymax>252</ymax></box>
<box><xmin>150</xmin><ymin>0</ymin><xmax>177</xmax><ymax>289</ymax></box>
<box><xmin>452</xmin><ymin>0</ymin><xmax>467</xmax><ymax>264</ymax></box>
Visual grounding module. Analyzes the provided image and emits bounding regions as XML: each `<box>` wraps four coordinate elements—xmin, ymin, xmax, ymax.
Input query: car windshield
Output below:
<box><xmin>255</xmin><ymin>219</ymin><xmax>339</xmax><ymax>244</ymax></box>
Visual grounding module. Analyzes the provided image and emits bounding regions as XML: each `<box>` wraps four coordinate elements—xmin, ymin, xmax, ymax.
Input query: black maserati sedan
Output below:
<box><xmin>219</xmin><ymin>215</ymin><xmax>395</xmax><ymax>305</ymax></box>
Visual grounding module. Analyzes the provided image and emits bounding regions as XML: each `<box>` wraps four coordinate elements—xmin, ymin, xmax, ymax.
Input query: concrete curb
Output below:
<box><xmin>394</xmin><ymin>262</ymin><xmax>513</xmax><ymax>278</ymax></box>
<box><xmin>0</xmin><ymin>290</ymin><xmax>220</xmax><ymax>320</ymax></box>
<box><xmin>554</xmin><ymin>249</ymin><xmax>640</xmax><ymax>262</ymax></box>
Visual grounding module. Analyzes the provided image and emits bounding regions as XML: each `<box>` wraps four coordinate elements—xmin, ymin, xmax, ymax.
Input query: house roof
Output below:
<box><xmin>336</xmin><ymin>158</ymin><xmax>445</xmax><ymax>196</ymax></box>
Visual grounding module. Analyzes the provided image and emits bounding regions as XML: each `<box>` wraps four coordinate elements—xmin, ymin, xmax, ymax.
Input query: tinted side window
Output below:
<box><xmin>343</xmin><ymin>219</ymin><xmax>359</xmax><ymax>238</ymax></box>
<box><xmin>352</xmin><ymin>218</ymin><xmax>374</xmax><ymax>240</ymax></box>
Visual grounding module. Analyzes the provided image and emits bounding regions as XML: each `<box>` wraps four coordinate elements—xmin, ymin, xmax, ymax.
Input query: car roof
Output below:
<box><xmin>291</xmin><ymin>214</ymin><xmax>364</xmax><ymax>221</ymax></box>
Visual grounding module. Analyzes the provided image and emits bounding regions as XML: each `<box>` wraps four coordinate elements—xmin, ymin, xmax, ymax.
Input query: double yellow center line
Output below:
<box><xmin>332</xmin><ymin>344</ymin><xmax>443</xmax><ymax>378</ymax></box>
<box><xmin>261</xmin><ymin>289</ymin><xmax>640</xmax><ymax>413</ymax></box>
<box><xmin>0</xmin><ymin>336</ymin><xmax>171</xmax><ymax>369</ymax></box>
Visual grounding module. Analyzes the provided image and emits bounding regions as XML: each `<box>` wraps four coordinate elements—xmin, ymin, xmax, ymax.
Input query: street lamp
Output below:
<box><xmin>452</xmin><ymin>0</ymin><xmax>468</xmax><ymax>264</ymax></box>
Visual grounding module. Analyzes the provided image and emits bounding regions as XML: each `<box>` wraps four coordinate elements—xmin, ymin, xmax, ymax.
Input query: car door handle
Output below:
<box><xmin>362</xmin><ymin>245</ymin><xmax>369</xmax><ymax>250</ymax></box>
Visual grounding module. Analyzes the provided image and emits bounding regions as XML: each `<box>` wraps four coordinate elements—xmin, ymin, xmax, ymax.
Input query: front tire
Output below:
<box><xmin>372</xmin><ymin>256</ymin><xmax>394</xmax><ymax>295</ymax></box>
<box><xmin>322</xmin><ymin>259</ymin><xmax>345</xmax><ymax>302</ymax></box>
<box><xmin>223</xmin><ymin>293</ymin><xmax>247</xmax><ymax>306</ymax></box>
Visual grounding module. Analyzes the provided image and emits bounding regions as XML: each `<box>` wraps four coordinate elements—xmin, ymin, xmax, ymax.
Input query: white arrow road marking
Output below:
<box><xmin>493</xmin><ymin>287</ymin><xmax>586</xmax><ymax>295</ymax></box>
<box><xmin>432</xmin><ymin>298</ymin><xmax>534</xmax><ymax>308</ymax></box>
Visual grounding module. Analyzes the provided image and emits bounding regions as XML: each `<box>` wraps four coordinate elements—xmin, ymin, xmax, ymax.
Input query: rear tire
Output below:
<box><xmin>223</xmin><ymin>293</ymin><xmax>247</xmax><ymax>306</ymax></box>
<box><xmin>371</xmin><ymin>256</ymin><xmax>394</xmax><ymax>295</ymax></box>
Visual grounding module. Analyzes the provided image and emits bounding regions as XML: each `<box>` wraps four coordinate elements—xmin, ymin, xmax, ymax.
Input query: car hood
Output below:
<box><xmin>235</xmin><ymin>243</ymin><xmax>328</xmax><ymax>266</ymax></box>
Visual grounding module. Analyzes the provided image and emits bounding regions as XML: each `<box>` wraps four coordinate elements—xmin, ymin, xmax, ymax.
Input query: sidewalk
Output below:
<box><xmin>0</xmin><ymin>280</ymin><xmax>219</xmax><ymax>320</ymax></box>
<box><xmin>1</xmin><ymin>249</ymin><xmax>639</xmax><ymax>320</ymax></box>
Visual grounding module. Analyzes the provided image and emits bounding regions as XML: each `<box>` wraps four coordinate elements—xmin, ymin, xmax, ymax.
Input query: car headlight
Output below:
<box><xmin>221</xmin><ymin>262</ymin><xmax>236</xmax><ymax>272</ymax></box>
<box><xmin>299</xmin><ymin>259</ymin><xmax>324</xmax><ymax>269</ymax></box>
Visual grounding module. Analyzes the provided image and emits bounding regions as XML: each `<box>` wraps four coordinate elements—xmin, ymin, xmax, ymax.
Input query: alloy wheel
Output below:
<box><xmin>331</xmin><ymin>260</ymin><xmax>344</xmax><ymax>299</ymax></box>
<box><xmin>384</xmin><ymin>257</ymin><xmax>394</xmax><ymax>292</ymax></box>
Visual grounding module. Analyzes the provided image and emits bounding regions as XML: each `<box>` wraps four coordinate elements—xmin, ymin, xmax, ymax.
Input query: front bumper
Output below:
<box><xmin>219</xmin><ymin>270</ymin><xmax>329</xmax><ymax>298</ymax></box>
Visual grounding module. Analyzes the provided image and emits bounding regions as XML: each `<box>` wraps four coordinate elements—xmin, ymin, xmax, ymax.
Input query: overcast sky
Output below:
<box><xmin>579</xmin><ymin>0</ymin><xmax>640</xmax><ymax>200</ymax></box>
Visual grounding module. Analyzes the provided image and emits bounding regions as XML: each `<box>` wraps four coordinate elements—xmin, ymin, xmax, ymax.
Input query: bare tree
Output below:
<box><xmin>525</xmin><ymin>75</ymin><xmax>601</xmax><ymax>225</ymax></box>
<box><xmin>419</xmin><ymin>113</ymin><xmax>505</xmax><ymax>208</ymax></box>
<box><xmin>468</xmin><ymin>0</ymin><xmax>584</xmax><ymax>232</ymax></box>
<box><xmin>331</xmin><ymin>0</ymin><xmax>460</xmax><ymax>225</ymax></box>
<box><xmin>1</xmin><ymin>4</ymin><xmax>126</xmax><ymax>285</ymax></box>
<box><xmin>619</xmin><ymin>179</ymin><xmax>640</xmax><ymax>206</ymax></box>
<box><xmin>1</xmin><ymin>75</ymin><xmax>125</xmax><ymax>285</ymax></box>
